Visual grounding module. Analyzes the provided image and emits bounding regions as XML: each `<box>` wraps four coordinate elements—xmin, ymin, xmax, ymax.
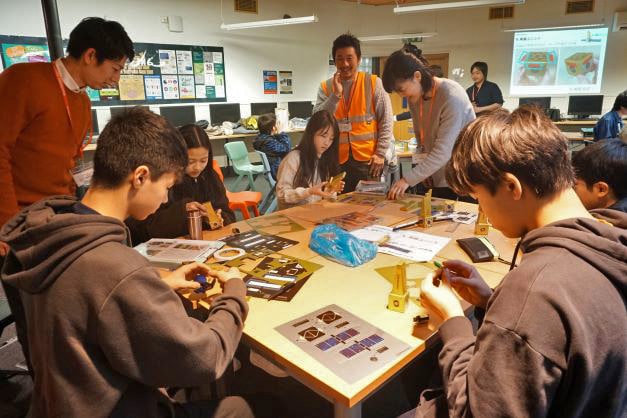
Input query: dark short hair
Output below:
<box><xmin>446</xmin><ymin>107</ymin><xmax>574</xmax><ymax>197</ymax></box>
<box><xmin>382</xmin><ymin>44</ymin><xmax>434</xmax><ymax>99</ymax></box>
<box><xmin>470</xmin><ymin>61</ymin><xmax>488</xmax><ymax>79</ymax></box>
<box><xmin>612</xmin><ymin>90</ymin><xmax>627</xmax><ymax>112</ymax></box>
<box><xmin>572</xmin><ymin>138</ymin><xmax>627</xmax><ymax>199</ymax></box>
<box><xmin>67</xmin><ymin>17</ymin><xmax>134</xmax><ymax>63</ymax></box>
<box><xmin>332</xmin><ymin>33</ymin><xmax>361</xmax><ymax>61</ymax></box>
<box><xmin>178</xmin><ymin>124</ymin><xmax>214</xmax><ymax>161</ymax></box>
<box><xmin>257</xmin><ymin>113</ymin><xmax>277</xmax><ymax>135</ymax></box>
<box><xmin>92</xmin><ymin>107</ymin><xmax>187</xmax><ymax>188</ymax></box>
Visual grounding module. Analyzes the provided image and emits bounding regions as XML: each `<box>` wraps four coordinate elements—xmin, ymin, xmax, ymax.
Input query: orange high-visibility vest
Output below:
<box><xmin>321</xmin><ymin>72</ymin><xmax>378</xmax><ymax>164</ymax></box>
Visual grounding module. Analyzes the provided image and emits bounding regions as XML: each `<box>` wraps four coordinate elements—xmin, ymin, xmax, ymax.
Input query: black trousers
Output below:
<box><xmin>341</xmin><ymin>156</ymin><xmax>372</xmax><ymax>193</ymax></box>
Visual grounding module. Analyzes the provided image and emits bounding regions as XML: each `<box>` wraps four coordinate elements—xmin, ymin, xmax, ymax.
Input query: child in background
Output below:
<box><xmin>126</xmin><ymin>123</ymin><xmax>235</xmax><ymax>245</ymax></box>
<box><xmin>252</xmin><ymin>113</ymin><xmax>291</xmax><ymax>180</ymax></box>
<box><xmin>276</xmin><ymin>110</ymin><xmax>344</xmax><ymax>210</ymax></box>
<box><xmin>572</xmin><ymin>137</ymin><xmax>627</xmax><ymax>212</ymax></box>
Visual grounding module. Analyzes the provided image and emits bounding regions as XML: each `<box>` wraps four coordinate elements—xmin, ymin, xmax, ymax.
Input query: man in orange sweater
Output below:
<box><xmin>0</xmin><ymin>17</ymin><xmax>133</xmax><ymax>254</ymax></box>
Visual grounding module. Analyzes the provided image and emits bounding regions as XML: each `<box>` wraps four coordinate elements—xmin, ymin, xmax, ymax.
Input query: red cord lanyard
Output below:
<box><xmin>52</xmin><ymin>62</ymin><xmax>93</xmax><ymax>158</ymax></box>
<box><xmin>418</xmin><ymin>82</ymin><xmax>438</xmax><ymax>147</ymax></box>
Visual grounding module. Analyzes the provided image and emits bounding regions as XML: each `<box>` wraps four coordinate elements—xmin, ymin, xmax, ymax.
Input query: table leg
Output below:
<box><xmin>334</xmin><ymin>401</ymin><xmax>361</xmax><ymax>418</ymax></box>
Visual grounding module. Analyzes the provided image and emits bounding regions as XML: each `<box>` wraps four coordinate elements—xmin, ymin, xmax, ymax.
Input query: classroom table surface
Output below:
<box><xmin>191</xmin><ymin>196</ymin><xmax>516</xmax><ymax>418</ymax></box>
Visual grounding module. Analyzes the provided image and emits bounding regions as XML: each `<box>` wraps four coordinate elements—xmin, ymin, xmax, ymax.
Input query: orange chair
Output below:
<box><xmin>213</xmin><ymin>160</ymin><xmax>261</xmax><ymax>219</ymax></box>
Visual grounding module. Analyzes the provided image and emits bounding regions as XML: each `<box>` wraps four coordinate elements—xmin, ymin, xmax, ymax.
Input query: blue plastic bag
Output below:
<box><xmin>309</xmin><ymin>224</ymin><xmax>378</xmax><ymax>267</ymax></box>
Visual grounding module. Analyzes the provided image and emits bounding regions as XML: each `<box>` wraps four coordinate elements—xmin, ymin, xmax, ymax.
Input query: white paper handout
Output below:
<box><xmin>351</xmin><ymin>225</ymin><xmax>450</xmax><ymax>262</ymax></box>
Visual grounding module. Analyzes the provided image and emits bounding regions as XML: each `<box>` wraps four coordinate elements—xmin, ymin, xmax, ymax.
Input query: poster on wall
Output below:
<box><xmin>119</xmin><ymin>75</ymin><xmax>146</xmax><ymax>101</ymax></box>
<box><xmin>99</xmin><ymin>88</ymin><xmax>120</xmax><ymax>101</ymax></box>
<box><xmin>144</xmin><ymin>75</ymin><xmax>163</xmax><ymax>99</ymax></box>
<box><xmin>1</xmin><ymin>43</ymin><xmax>49</xmax><ymax>67</ymax></box>
<box><xmin>263</xmin><ymin>70</ymin><xmax>278</xmax><ymax>95</ymax></box>
<box><xmin>175</xmin><ymin>50</ymin><xmax>193</xmax><ymax>74</ymax></box>
<box><xmin>179</xmin><ymin>75</ymin><xmax>195</xmax><ymax>99</ymax></box>
<box><xmin>159</xmin><ymin>49</ymin><xmax>177</xmax><ymax>74</ymax></box>
<box><xmin>279</xmin><ymin>70</ymin><xmax>293</xmax><ymax>94</ymax></box>
<box><xmin>86</xmin><ymin>87</ymin><xmax>100</xmax><ymax>102</ymax></box>
<box><xmin>162</xmin><ymin>75</ymin><xmax>180</xmax><ymax>99</ymax></box>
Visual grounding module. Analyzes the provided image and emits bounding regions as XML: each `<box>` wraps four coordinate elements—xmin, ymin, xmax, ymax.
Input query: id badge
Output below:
<box><xmin>70</xmin><ymin>160</ymin><xmax>94</xmax><ymax>188</ymax></box>
<box><xmin>338</xmin><ymin>121</ymin><xmax>352</xmax><ymax>133</ymax></box>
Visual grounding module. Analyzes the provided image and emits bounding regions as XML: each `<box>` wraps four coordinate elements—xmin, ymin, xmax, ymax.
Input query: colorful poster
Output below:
<box><xmin>212</xmin><ymin>52</ymin><xmax>223</xmax><ymax>64</ymax></box>
<box><xmin>206</xmin><ymin>85</ymin><xmax>216</xmax><ymax>99</ymax></box>
<box><xmin>1</xmin><ymin>43</ymin><xmax>49</xmax><ymax>67</ymax></box>
<box><xmin>144</xmin><ymin>75</ymin><xmax>163</xmax><ymax>99</ymax></box>
<box><xmin>263</xmin><ymin>70</ymin><xmax>278</xmax><ymax>95</ymax></box>
<box><xmin>86</xmin><ymin>87</ymin><xmax>100</xmax><ymax>102</ymax></box>
<box><xmin>193</xmin><ymin>62</ymin><xmax>204</xmax><ymax>84</ymax></box>
<box><xmin>175</xmin><ymin>50</ymin><xmax>193</xmax><ymax>74</ymax></box>
<box><xmin>99</xmin><ymin>88</ymin><xmax>120</xmax><ymax>101</ymax></box>
<box><xmin>179</xmin><ymin>75</ymin><xmax>195</xmax><ymax>99</ymax></box>
<box><xmin>119</xmin><ymin>75</ymin><xmax>146</xmax><ymax>101</ymax></box>
<box><xmin>279</xmin><ymin>70</ymin><xmax>293</xmax><ymax>94</ymax></box>
<box><xmin>158</xmin><ymin>49</ymin><xmax>177</xmax><ymax>74</ymax></box>
<box><xmin>195</xmin><ymin>85</ymin><xmax>207</xmax><ymax>98</ymax></box>
<box><xmin>161</xmin><ymin>75</ymin><xmax>179</xmax><ymax>99</ymax></box>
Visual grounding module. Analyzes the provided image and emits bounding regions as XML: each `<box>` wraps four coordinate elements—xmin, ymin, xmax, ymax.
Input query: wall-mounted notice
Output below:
<box><xmin>144</xmin><ymin>75</ymin><xmax>163</xmax><ymax>99</ymax></box>
<box><xmin>279</xmin><ymin>70</ymin><xmax>293</xmax><ymax>94</ymax></box>
<box><xmin>159</xmin><ymin>49</ymin><xmax>178</xmax><ymax>74</ymax></box>
<box><xmin>162</xmin><ymin>75</ymin><xmax>180</xmax><ymax>99</ymax></box>
<box><xmin>264</xmin><ymin>70</ymin><xmax>278</xmax><ymax>95</ymax></box>
<box><xmin>119</xmin><ymin>75</ymin><xmax>146</xmax><ymax>101</ymax></box>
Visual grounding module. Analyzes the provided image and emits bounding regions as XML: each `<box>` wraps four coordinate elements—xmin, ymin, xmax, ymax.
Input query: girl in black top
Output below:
<box><xmin>126</xmin><ymin>124</ymin><xmax>235</xmax><ymax>245</ymax></box>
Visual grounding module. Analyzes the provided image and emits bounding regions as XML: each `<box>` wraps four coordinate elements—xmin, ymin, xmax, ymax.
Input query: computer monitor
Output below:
<box><xmin>567</xmin><ymin>95</ymin><xmax>604</xmax><ymax>119</ymax></box>
<box><xmin>250</xmin><ymin>102</ymin><xmax>276</xmax><ymax>116</ymax></box>
<box><xmin>210</xmin><ymin>103</ymin><xmax>241</xmax><ymax>125</ymax></box>
<box><xmin>109</xmin><ymin>105</ymin><xmax>148</xmax><ymax>118</ymax></box>
<box><xmin>288</xmin><ymin>101</ymin><xmax>314</xmax><ymax>119</ymax></box>
<box><xmin>91</xmin><ymin>110</ymin><xmax>99</xmax><ymax>135</ymax></box>
<box><xmin>160</xmin><ymin>105</ymin><xmax>197</xmax><ymax>127</ymax></box>
<box><xmin>518</xmin><ymin>97</ymin><xmax>551</xmax><ymax>111</ymax></box>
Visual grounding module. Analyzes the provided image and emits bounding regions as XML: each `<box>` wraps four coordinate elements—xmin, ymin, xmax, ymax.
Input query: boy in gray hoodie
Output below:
<box><xmin>403</xmin><ymin>107</ymin><xmax>627</xmax><ymax>418</ymax></box>
<box><xmin>0</xmin><ymin>108</ymin><xmax>258</xmax><ymax>418</ymax></box>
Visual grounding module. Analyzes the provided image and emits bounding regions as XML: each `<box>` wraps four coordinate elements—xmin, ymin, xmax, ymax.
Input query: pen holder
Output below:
<box><xmin>187</xmin><ymin>209</ymin><xmax>203</xmax><ymax>240</ymax></box>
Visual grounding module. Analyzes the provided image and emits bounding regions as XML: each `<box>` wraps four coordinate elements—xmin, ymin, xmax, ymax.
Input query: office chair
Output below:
<box><xmin>212</xmin><ymin>160</ymin><xmax>261</xmax><ymax>219</ymax></box>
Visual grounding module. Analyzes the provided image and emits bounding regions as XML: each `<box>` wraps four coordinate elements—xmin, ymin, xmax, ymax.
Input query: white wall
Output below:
<box><xmin>1</xmin><ymin>0</ymin><xmax>626</xmax><ymax>117</ymax></box>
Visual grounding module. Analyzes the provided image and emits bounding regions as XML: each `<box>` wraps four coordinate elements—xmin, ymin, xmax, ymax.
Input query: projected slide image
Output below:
<box><xmin>513</xmin><ymin>49</ymin><xmax>558</xmax><ymax>86</ymax></box>
<box><xmin>558</xmin><ymin>46</ymin><xmax>601</xmax><ymax>85</ymax></box>
<box><xmin>510</xmin><ymin>28</ymin><xmax>608</xmax><ymax>96</ymax></box>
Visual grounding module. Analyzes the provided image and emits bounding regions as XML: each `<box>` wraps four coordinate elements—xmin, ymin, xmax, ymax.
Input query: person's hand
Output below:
<box><xmin>369</xmin><ymin>154</ymin><xmax>385</xmax><ymax>178</ymax></box>
<box><xmin>420</xmin><ymin>271</ymin><xmax>465</xmax><ymax>321</ymax></box>
<box><xmin>324</xmin><ymin>180</ymin><xmax>345</xmax><ymax>194</ymax></box>
<box><xmin>472</xmin><ymin>103</ymin><xmax>480</xmax><ymax>114</ymax></box>
<box><xmin>440</xmin><ymin>260</ymin><xmax>493</xmax><ymax>309</ymax></box>
<box><xmin>387</xmin><ymin>178</ymin><xmax>410</xmax><ymax>200</ymax></box>
<box><xmin>0</xmin><ymin>241</ymin><xmax>9</xmax><ymax>257</ymax></box>
<box><xmin>163</xmin><ymin>262</ymin><xmax>209</xmax><ymax>291</ymax></box>
<box><xmin>309</xmin><ymin>182</ymin><xmax>334</xmax><ymax>199</ymax></box>
<box><xmin>208</xmin><ymin>266</ymin><xmax>243</xmax><ymax>285</ymax></box>
<box><xmin>332</xmin><ymin>71</ymin><xmax>343</xmax><ymax>99</ymax></box>
<box><xmin>186</xmin><ymin>201</ymin><xmax>208</xmax><ymax>218</ymax></box>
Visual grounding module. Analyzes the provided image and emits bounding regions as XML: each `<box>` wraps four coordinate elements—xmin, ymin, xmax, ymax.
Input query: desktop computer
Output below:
<box><xmin>567</xmin><ymin>95</ymin><xmax>603</xmax><ymax>120</ymax></box>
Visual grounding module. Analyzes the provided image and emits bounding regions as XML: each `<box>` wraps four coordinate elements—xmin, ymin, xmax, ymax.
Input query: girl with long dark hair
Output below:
<box><xmin>125</xmin><ymin>124</ymin><xmax>235</xmax><ymax>244</ymax></box>
<box><xmin>276</xmin><ymin>110</ymin><xmax>344</xmax><ymax>209</ymax></box>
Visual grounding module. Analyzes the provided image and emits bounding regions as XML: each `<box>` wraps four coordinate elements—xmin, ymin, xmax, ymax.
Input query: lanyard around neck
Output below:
<box><xmin>472</xmin><ymin>83</ymin><xmax>483</xmax><ymax>102</ymax></box>
<box><xmin>341</xmin><ymin>74</ymin><xmax>359</xmax><ymax>119</ymax></box>
<box><xmin>418</xmin><ymin>81</ymin><xmax>438</xmax><ymax>146</ymax></box>
<box><xmin>52</xmin><ymin>63</ymin><xmax>93</xmax><ymax>158</ymax></box>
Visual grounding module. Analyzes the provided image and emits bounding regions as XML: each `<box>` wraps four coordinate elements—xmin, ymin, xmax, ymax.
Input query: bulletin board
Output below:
<box><xmin>0</xmin><ymin>35</ymin><xmax>228</xmax><ymax>106</ymax></box>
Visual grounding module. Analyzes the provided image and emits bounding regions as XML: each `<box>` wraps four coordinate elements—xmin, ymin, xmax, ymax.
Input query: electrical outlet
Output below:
<box><xmin>161</xmin><ymin>16</ymin><xmax>168</xmax><ymax>24</ymax></box>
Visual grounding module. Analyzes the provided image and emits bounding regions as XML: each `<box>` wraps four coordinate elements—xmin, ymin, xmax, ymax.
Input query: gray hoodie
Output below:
<box><xmin>0</xmin><ymin>196</ymin><xmax>248</xmax><ymax>418</ymax></box>
<box><xmin>434</xmin><ymin>209</ymin><xmax>627</xmax><ymax>418</ymax></box>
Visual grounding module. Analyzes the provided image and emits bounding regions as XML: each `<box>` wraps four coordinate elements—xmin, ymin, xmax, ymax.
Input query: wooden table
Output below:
<box><xmin>198</xmin><ymin>198</ymin><xmax>515</xmax><ymax>418</ymax></box>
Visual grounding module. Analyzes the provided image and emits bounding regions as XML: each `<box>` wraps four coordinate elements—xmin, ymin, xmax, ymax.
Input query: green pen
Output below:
<box><xmin>432</xmin><ymin>260</ymin><xmax>444</xmax><ymax>287</ymax></box>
